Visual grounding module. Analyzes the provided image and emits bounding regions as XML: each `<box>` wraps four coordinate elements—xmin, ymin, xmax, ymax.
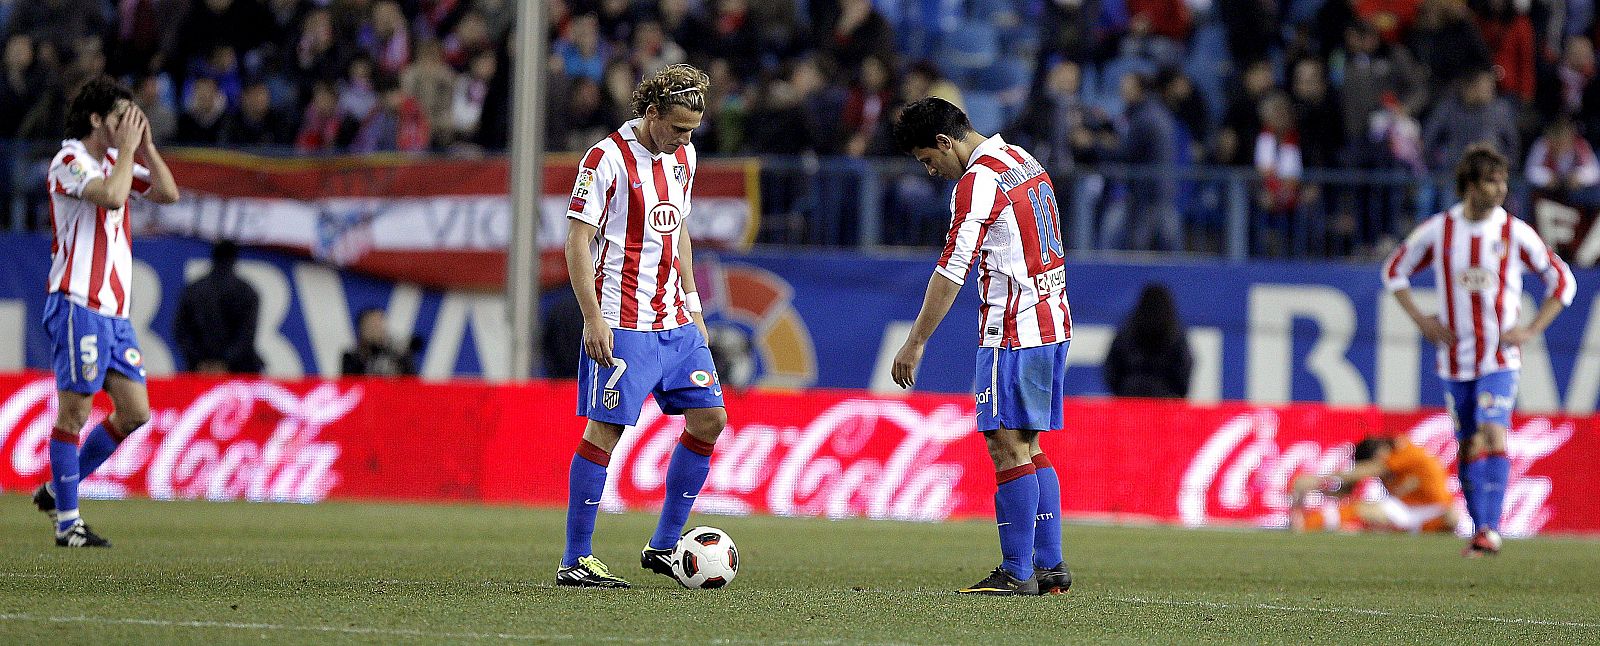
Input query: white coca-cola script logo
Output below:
<box><xmin>604</xmin><ymin>399</ymin><xmax>972</xmax><ymax>521</ymax></box>
<box><xmin>0</xmin><ymin>378</ymin><xmax>361</xmax><ymax>503</ymax></box>
<box><xmin>1178</xmin><ymin>410</ymin><xmax>1573</xmax><ymax>536</ymax></box>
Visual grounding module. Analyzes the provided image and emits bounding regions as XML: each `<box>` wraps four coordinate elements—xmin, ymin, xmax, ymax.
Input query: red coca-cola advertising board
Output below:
<box><xmin>2</xmin><ymin>374</ymin><xmax>1596</xmax><ymax>535</ymax></box>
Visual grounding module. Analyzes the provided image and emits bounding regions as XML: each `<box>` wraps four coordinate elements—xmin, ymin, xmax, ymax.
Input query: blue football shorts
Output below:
<box><xmin>974</xmin><ymin>341</ymin><xmax>1069</xmax><ymax>432</ymax></box>
<box><xmin>43</xmin><ymin>292</ymin><xmax>147</xmax><ymax>395</ymax></box>
<box><xmin>577</xmin><ymin>324</ymin><xmax>724</xmax><ymax>426</ymax></box>
<box><xmin>1443</xmin><ymin>369</ymin><xmax>1519</xmax><ymax>441</ymax></box>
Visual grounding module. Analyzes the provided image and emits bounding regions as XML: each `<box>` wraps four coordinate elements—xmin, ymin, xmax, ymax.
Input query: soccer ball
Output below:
<box><xmin>673</xmin><ymin>526</ymin><xmax>738</xmax><ymax>589</ymax></box>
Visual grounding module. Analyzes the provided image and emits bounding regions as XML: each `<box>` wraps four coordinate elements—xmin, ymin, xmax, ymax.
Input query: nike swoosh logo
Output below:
<box><xmin>682</xmin><ymin>493</ymin><xmax>698</xmax><ymax>499</ymax></box>
<box><xmin>631</xmin><ymin>181</ymin><xmax>643</xmax><ymax>188</ymax></box>
<box><xmin>584</xmin><ymin>499</ymin><xmax>601</xmax><ymax>505</ymax></box>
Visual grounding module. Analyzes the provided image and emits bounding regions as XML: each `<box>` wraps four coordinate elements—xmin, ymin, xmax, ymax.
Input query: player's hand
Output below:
<box><xmin>1417</xmin><ymin>316</ymin><xmax>1456</xmax><ymax>346</ymax></box>
<box><xmin>582</xmin><ymin>318</ymin><xmax>614</xmax><ymax>367</ymax></box>
<box><xmin>891</xmin><ymin>341</ymin><xmax>924</xmax><ymax>389</ymax></box>
<box><xmin>138</xmin><ymin>105</ymin><xmax>156</xmax><ymax>152</ymax></box>
<box><xmin>1500</xmin><ymin>326</ymin><xmax>1536</xmax><ymax>348</ymax></box>
<box><xmin>117</xmin><ymin>106</ymin><xmax>146</xmax><ymax>152</ymax></box>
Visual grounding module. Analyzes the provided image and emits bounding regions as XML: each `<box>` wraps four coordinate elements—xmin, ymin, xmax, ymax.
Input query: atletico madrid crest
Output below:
<box><xmin>602</xmin><ymin>388</ymin><xmax>621</xmax><ymax>410</ymax></box>
<box><xmin>673</xmin><ymin>164</ymin><xmax>687</xmax><ymax>184</ymax></box>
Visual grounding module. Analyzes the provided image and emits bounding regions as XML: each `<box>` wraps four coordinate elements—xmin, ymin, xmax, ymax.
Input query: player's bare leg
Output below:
<box><xmin>643</xmin><ymin>406</ymin><xmax>727</xmax><ymax>578</ymax></box>
<box><xmin>557</xmin><ymin>419</ymin><xmax>630</xmax><ymax>588</ymax></box>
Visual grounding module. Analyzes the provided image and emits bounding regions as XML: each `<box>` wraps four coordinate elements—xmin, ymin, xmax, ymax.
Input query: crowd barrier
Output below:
<box><xmin>1</xmin><ymin>373</ymin><xmax>1594</xmax><ymax>536</ymax></box>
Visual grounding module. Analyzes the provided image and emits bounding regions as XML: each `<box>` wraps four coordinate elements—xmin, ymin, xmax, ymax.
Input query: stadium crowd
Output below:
<box><xmin>1</xmin><ymin>0</ymin><xmax>1596</xmax><ymax>253</ymax></box>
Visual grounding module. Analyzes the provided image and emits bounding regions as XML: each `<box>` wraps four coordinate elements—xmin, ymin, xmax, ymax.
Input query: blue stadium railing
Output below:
<box><xmin>1</xmin><ymin>139</ymin><xmax>1523</xmax><ymax>262</ymax></box>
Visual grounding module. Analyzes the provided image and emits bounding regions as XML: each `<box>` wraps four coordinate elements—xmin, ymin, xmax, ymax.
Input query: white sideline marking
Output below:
<box><xmin>1110</xmin><ymin>596</ymin><xmax>1600</xmax><ymax>629</ymax></box>
<box><xmin>0</xmin><ymin>613</ymin><xmax>900</xmax><ymax>645</ymax></box>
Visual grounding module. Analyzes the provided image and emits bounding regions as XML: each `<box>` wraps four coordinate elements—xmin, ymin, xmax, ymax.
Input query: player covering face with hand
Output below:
<box><xmin>32</xmin><ymin>76</ymin><xmax>180</xmax><ymax>547</ymax></box>
<box><xmin>889</xmin><ymin>97</ymin><xmax>1073</xmax><ymax>596</ymax></box>
<box><xmin>556</xmin><ymin>64</ymin><xmax>726</xmax><ymax>588</ymax></box>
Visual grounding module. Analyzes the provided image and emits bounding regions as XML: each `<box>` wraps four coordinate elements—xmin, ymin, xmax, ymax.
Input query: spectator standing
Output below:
<box><xmin>175</xmin><ymin>76</ymin><xmax>230</xmax><ymax>144</ymax></box>
<box><xmin>1422</xmin><ymin>68</ymin><xmax>1519</xmax><ymax>178</ymax></box>
<box><xmin>174</xmin><ymin>241</ymin><xmax>264</xmax><ymax>374</ymax></box>
<box><xmin>1104</xmin><ymin>282</ymin><xmax>1192</xmax><ymax>398</ymax></box>
<box><xmin>1101</xmin><ymin>72</ymin><xmax>1182</xmax><ymax>251</ymax></box>
<box><xmin>219</xmin><ymin>80</ymin><xmax>294</xmax><ymax>145</ymax></box>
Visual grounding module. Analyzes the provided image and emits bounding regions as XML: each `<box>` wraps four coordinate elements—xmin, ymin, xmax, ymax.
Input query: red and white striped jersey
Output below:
<box><xmin>935</xmin><ymin>135</ymin><xmax>1072</xmax><ymax>348</ymax></box>
<box><xmin>1384</xmin><ymin>205</ymin><xmax>1577</xmax><ymax>381</ymax></box>
<box><xmin>566</xmin><ymin>120</ymin><xmax>696</xmax><ymax>331</ymax></box>
<box><xmin>47</xmin><ymin>139</ymin><xmax>153</xmax><ymax>318</ymax></box>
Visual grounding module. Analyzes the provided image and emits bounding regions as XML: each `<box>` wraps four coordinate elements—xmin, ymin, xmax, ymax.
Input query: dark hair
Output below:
<box><xmin>1118</xmin><ymin>282</ymin><xmax>1184</xmax><ymax>351</ymax></box>
<box><xmin>1352</xmin><ymin>436</ymin><xmax>1393</xmax><ymax>462</ymax></box>
<box><xmin>1455</xmin><ymin>143</ymin><xmax>1509</xmax><ymax>194</ymax></box>
<box><xmin>891</xmin><ymin>97</ymin><xmax>972</xmax><ymax>153</ymax></box>
<box><xmin>65</xmin><ymin>75</ymin><xmax>132</xmax><ymax>140</ymax></box>
<box><xmin>211</xmin><ymin>240</ymin><xmax>240</xmax><ymax>269</ymax></box>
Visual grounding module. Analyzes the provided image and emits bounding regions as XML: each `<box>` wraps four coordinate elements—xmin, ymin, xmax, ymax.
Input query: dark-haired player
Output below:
<box><xmin>1289</xmin><ymin>435</ymin><xmax>1461</xmax><ymax>534</ymax></box>
<box><xmin>1383</xmin><ymin>144</ymin><xmax>1575</xmax><ymax>556</ymax></box>
<box><xmin>31</xmin><ymin>76</ymin><xmax>180</xmax><ymax>547</ymax></box>
<box><xmin>888</xmin><ymin>97</ymin><xmax>1072</xmax><ymax>596</ymax></box>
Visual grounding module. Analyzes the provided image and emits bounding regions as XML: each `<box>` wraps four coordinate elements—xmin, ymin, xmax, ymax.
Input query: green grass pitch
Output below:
<box><xmin>2</xmin><ymin>497</ymin><xmax>1597</xmax><ymax>644</ymax></box>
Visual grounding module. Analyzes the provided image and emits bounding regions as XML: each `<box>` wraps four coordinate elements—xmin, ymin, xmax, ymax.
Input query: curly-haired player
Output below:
<box><xmin>556</xmin><ymin>64</ymin><xmax>726</xmax><ymax>588</ymax></box>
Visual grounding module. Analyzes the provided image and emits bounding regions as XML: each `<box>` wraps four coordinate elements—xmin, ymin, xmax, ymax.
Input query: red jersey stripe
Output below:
<box><xmin>1440</xmin><ymin>216</ymin><xmax>1459</xmax><ymax>377</ymax></box>
<box><xmin>1468</xmin><ymin>234</ymin><xmax>1486</xmax><ymax>373</ymax></box>
<box><xmin>109</xmin><ymin>265</ymin><xmax>126</xmax><ymax>317</ymax></box>
<box><xmin>611</xmin><ymin>133</ymin><xmax>645</xmax><ymax>328</ymax></box>
<box><xmin>1494</xmin><ymin>217</ymin><xmax>1512</xmax><ymax>366</ymax></box>
<box><xmin>937</xmin><ymin>174</ymin><xmax>978</xmax><ymax>269</ymax></box>
<box><xmin>85</xmin><ymin>206</ymin><xmax>109</xmax><ymax>311</ymax></box>
<box><xmin>648</xmin><ymin>158</ymin><xmax>674</xmax><ymax>330</ymax></box>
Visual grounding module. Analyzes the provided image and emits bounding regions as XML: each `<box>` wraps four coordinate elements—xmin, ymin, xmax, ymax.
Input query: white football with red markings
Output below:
<box><xmin>672</xmin><ymin>526</ymin><xmax>738</xmax><ymax>589</ymax></box>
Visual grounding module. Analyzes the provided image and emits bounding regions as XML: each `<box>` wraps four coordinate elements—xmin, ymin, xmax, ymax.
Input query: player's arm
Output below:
<box><xmin>891</xmin><ymin>273</ymin><xmax>963</xmax><ymax>389</ymax></box>
<box><xmin>567</xmin><ymin>219</ymin><xmax>612</xmax><ymax>367</ymax></box>
<box><xmin>79</xmin><ymin>108</ymin><xmax>147</xmax><ymax>210</ymax></box>
<box><xmin>135</xmin><ymin>107</ymin><xmax>180</xmax><ymax>204</ymax></box>
<box><xmin>1292</xmin><ymin>459</ymin><xmax>1386</xmax><ymax>499</ymax></box>
<box><xmin>676</xmin><ymin>230</ymin><xmax>710</xmax><ymax>341</ymax></box>
<box><xmin>892</xmin><ymin>173</ymin><xmax>994</xmax><ymax>389</ymax></box>
<box><xmin>1382</xmin><ymin>219</ymin><xmax>1454</xmax><ymax>345</ymax></box>
<box><xmin>565</xmin><ymin>150</ymin><xmax>618</xmax><ymax>366</ymax></box>
<box><xmin>1503</xmin><ymin>222</ymin><xmax>1576</xmax><ymax>347</ymax></box>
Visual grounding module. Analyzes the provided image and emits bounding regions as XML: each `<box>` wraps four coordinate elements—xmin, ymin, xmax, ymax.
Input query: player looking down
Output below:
<box><xmin>1289</xmin><ymin>435</ymin><xmax>1462</xmax><ymax>534</ymax></box>
<box><xmin>889</xmin><ymin>97</ymin><xmax>1073</xmax><ymax>596</ymax></box>
<box><xmin>556</xmin><ymin>64</ymin><xmax>726</xmax><ymax>588</ymax></box>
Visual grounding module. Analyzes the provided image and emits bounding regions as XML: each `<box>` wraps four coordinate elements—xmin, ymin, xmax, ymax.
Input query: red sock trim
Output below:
<box><xmin>1484</xmin><ymin>451</ymin><xmax>1508</xmax><ymax>459</ymax></box>
<box><xmin>576</xmin><ymin>440</ymin><xmax>611</xmax><ymax>467</ymax></box>
<box><xmin>104</xmin><ymin>420</ymin><xmax>129</xmax><ymax>442</ymax></box>
<box><xmin>678</xmin><ymin>431</ymin><xmax>715</xmax><ymax>457</ymax></box>
<box><xmin>996</xmin><ymin>463</ymin><xmax>1037</xmax><ymax>485</ymax></box>
<box><xmin>51</xmin><ymin>429</ymin><xmax>78</xmax><ymax>444</ymax></box>
<box><xmin>1031</xmin><ymin>453</ymin><xmax>1052</xmax><ymax>470</ymax></box>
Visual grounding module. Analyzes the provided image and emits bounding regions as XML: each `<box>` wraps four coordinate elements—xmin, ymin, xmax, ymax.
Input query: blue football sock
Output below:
<box><xmin>650</xmin><ymin>433</ymin><xmax>714</xmax><ymax>550</ymax></box>
<box><xmin>1481</xmin><ymin>454</ymin><xmax>1511</xmax><ymax>532</ymax></box>
<box><xmin>1463</xmin><ymin>457</ymin><xmax>1491</xmax><ymax>531</ymax></box>
<box><xmin>562</xmin><ymin>441</ymin><xmax>610</xmax><ymax>567</ymax></box>
<box><xmin>995</xmin><ymin>465</ymin><xmax>1039</xmax><ymax>580</ymax></box>
<box><xmin>1457</xmin><ymin>465</ymin><xmax>1478</xmax><ymax>529</ymax></box>
<box><xmin>77</xmin><ymin>422</ymin><xmax>122</xmax><ymax>478</ymax></box>
<box><xmin>49</xmin><ymin>433</ymin><xmax>81</xmax><ymax>533</ymax></box>
<box><xmin>1033</xmin><ymin>456</ymin><xmax>1063</xmax><ymax>570</ymax></box>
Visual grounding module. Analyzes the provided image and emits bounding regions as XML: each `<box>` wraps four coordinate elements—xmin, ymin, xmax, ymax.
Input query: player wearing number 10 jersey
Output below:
<box><xmin>889</xmin><ymin>97</ymin><xmax>1072</xmax><ymax>596</ymax></box>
